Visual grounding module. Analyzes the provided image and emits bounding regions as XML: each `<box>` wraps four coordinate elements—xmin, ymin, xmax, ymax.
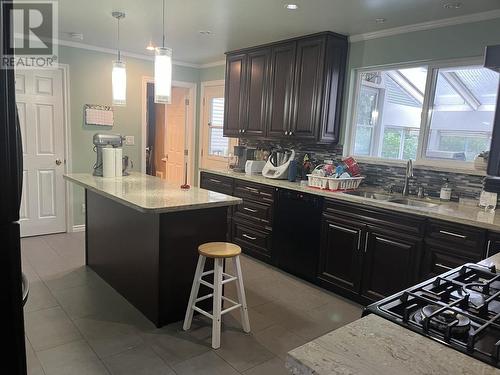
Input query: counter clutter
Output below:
<box><xmin>200</xmin><ymin>168</ymin><xmax>500</xmax><ymax>231</ymax></box>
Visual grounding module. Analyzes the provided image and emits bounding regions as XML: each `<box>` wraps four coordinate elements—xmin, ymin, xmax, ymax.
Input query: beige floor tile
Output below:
<box><xmin>43</xmin><ymin>266</ymin><xmax>102</xmax><ymax>293</ymax></box>
<box><xmin>243</xmin><ymin>356</ymin><xmax>289</xmax><ymax>375</ymax></box>
<box><xmin>254</xmin><ymin>324</ymin><xmax>308</xmax><ymax>360</ymax></box>
<box><xmin>25</xmin><ymin>337</ymin><xmax>45</xmax><ymax>375</ymax></box>
<box><xmin>36</xmin><ymin>340</ymin><xmax>109</xmax><ymax>375</ymax></box>
<box><xmin>214</xmin><ymin>329</ymin><xmax>274</xmax><ymax>372</ymax></box>
<box><xmin>103</xmin><ymin>345</ymin><xmax>174</xmax><ymax>375</ymax></box>
<box><xmin>173</xmin><ymin>351</ymin><xmax>239</xmax><ymax>375</ymax></box>
<box><xmin>25</xmin><ymin>306</ymin><xmax>82</xmax><ymax>351</ymax></box>
<box><xmin>21</xmin><ymin>238</ymin><xmax>74</xmax><ymax>278</ymax></box>
<box><xmin>24</xmin><ymin>281</ymin><xmax>59</xmax><ymax>313</ymax></box>
<box><xmin>143</xmin><ymin>320</ymin><xmax>212</xmax><ymax>366</ymax></box>
<box><xmin>74</xmin><ymin>316</ymin><xmax>145</xmax><ymax>359</ymax></box>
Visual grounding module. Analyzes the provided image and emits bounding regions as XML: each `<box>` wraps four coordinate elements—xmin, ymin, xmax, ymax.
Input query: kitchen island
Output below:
<box><xmin>64</xmin><ymin>172</ymin><xmax>241</xmax><ymax>327</ymax></box>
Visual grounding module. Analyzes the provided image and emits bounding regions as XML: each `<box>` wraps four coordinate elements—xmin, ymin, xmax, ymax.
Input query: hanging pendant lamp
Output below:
<box><xmin>112</xmin><ymin>11</ymin><xmax>126</xmax><ymax>106</ymax></box>
<box><xmin>154</xmin><ymin>0</ymin><xmax>172</xmax><ymax>104</ymax></box>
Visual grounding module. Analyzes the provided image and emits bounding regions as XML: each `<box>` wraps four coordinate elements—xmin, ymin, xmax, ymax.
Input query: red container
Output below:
<box><xmin>343</xmin><ymin>157</ymin><xmax>361</xmax><ymax>177</ymax></box>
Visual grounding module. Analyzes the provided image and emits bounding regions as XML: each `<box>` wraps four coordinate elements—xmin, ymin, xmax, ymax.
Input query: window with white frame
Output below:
<box><xmin>349</xmin><ymin>61</ymin><xmax>499</xmax><ymax>165</ymax></box>
<box><xmin>208</xmin><ymin>97</ymin><xmax>228</xmax><ymax>157</ymax></box>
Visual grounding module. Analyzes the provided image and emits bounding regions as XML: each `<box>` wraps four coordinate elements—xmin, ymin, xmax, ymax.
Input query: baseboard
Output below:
<box><xmin>72</xmin><ymin>224</ymin><xmax>86</xmax><ymax>232</ymax></box>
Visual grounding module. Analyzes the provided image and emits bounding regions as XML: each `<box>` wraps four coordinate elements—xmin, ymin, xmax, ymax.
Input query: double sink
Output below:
<box><xmin>343</xmin><ymin>190</ymin><xmax>440</xmax><ymax>208</ymax></box>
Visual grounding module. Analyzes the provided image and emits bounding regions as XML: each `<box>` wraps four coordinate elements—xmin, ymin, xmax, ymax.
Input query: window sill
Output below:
<box><xmin>353</xmin><ymin>157</ymin><xmax>487</xmax><ymax>177</ymax></box>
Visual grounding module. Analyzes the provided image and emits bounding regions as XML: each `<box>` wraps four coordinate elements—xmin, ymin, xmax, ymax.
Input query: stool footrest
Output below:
<box><xmin>222</xmin><ymin>276</ymin><xmax>237</xmax><ymax>285</ymax></box>
<box><xmin>199</xmin><ymin>279</ymin><xmax>214</xmax><ymax>289</ymax></box>
<box><xmin>192</xmin><ymin>305</ymin><xmax>213</xmax><ymax>320</ymax></box>
<box><xmin>221</xmin><ymin>295</ymin><xmax>241</xmax><ymax>315</ymax></box>
<box><xmin>195</xmin><ymin>293</ymin><xmax>213</xmax><ymax>303</ymax></box>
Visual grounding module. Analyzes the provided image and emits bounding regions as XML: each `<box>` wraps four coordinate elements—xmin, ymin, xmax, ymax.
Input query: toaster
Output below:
<box><xmin>245</xmin><ymin>160</ymin><xmax>267</xmax><ymax>175</ymax></box>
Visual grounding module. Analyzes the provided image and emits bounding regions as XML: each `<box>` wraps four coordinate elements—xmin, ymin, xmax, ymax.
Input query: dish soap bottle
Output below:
<box><xmin>440</xmin><ymin>178</ymin><xmax>452</xmax><ymax>201</ymax></box>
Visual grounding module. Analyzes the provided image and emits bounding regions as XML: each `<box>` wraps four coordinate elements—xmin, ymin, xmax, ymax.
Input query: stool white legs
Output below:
<box><xmin>183</xmin><ymin>255</ymin><xmax>206</xmax><ymax>331</ymax></box>
<box><xmin>233</xmin><ymin>256</ymin><xmax>250</xmax><ymax>333</ymax></box>
<box><xmin>212</xmin><ymin>258</ymin><xmax>223</xmax><ymax>349</ymax></box>
<box><xmin>183</xmin><ymin>254</ymin><xmax>251</xmax><ymax>350</ymax></box>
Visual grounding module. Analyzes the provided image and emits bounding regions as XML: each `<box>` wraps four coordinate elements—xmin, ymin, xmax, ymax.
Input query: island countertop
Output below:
<box><xmin>64</xmin><ymin>172</ymin><xmax>242</xmax><ymax>214</ymax></box>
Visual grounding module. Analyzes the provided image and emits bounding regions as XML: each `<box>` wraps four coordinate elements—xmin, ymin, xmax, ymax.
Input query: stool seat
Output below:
<box><xmin>198</xmin><ymin>242</ymin><xmax>241</xmax><ymax>258</ymax></box>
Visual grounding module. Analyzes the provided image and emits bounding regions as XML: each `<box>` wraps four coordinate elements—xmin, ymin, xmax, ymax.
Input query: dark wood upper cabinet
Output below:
<box><xmin>267</xmin><ymin>43</ymin><xmax>296</xmax><ymax>138</ymax></box>
<box><xmin>290</xmin><ymin>37</ymin><xmax>326</xmax><ymax>140</ymax></box>
<box><xmin>223</xmin><ymin>53</ymin><xmax>247</xmax><ymax>137</ymax></box>
<box><xmin>224</xmin><ymin>31</ymin><xmax>347</xmax><ymax>143</ymax></box>
<box><xmin>242</xmin><ymin>49</ymin><xmax>270</xmax><ymax>137</ymax></box>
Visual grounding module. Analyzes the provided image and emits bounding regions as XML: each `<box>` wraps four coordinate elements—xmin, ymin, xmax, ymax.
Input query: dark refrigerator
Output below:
<box><xmin>1</xmin><ymin>0</ymin><xmax>28</xmax><ymax>373</ymax></box>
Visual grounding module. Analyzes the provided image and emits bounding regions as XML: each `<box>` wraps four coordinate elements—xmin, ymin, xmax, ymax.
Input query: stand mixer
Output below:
<box><xmin>92</xmin><ymin>133</ymin><xmax>128</xmax><ymax>176</ymax></box>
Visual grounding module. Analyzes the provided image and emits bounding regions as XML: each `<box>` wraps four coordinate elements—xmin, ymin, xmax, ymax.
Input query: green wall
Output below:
<box><xmin>59</xmin><ymin>45</ymin><xmax>199</xmax><ymax>225</ymax></box>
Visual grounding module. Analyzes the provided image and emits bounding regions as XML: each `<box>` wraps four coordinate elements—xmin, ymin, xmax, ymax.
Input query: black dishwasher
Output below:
<box><xmin>273</xmin><ymin>189</ymin><xmax>323</xmax><ymax>282</ymax></box>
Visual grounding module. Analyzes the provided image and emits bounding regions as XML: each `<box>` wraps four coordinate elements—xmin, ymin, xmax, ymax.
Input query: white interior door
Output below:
<box><xmin>200</xmin><ymin>85</ymin><xmax>238</xmax><ymax>171</ymax></box>
<box><xmin>16</xmin><ymin>69</ymin><xmax>66</xmax><ymax>237</ymax></box>
<box><xmin>165</xmin><ymin>86</ymin><xmax>189</xmax><ymax>185</ymax></box>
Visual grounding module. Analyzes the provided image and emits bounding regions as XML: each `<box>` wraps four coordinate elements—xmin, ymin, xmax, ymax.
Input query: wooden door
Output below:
<box><xmin>15</xmin><ymin>69</ymin><xmax>66</xmax><ymax>237</ymax></box>
<box><xmin>164</xmin><ymin>87</ymin><xmax>189</xmax><ymax>185</ymax></box>
<box><xmin>223</xmin><ymin>53</ymin><xmax>246</xmax><ymax>137</ymax></box>
<box><xmin>266</xmin><ymin>43</ymin><xmax>296</xmax><ymax>138</ymax></box>
<box><xmin>360</xmin><ymin>228</ymin><xmax>422</xmax><ymax>302</ymax></box>
<box><xmin>200</xmin><ymin>85</ymin><xmax>238</xmax><ymax>171</ymax></box>
<box><xmin>317</xmin><ymin>215</ymin><xmax>364</xmax><ymax>294</ymax></box>
<box><xmin>242</xmin><ymin>48</ymin><xmax>270</xmax><ymax>137</ymax></box>
<box><xmin>290</xmin><ymin>37</ymin><xmax>326</xmax><ymax>140</ymax></box>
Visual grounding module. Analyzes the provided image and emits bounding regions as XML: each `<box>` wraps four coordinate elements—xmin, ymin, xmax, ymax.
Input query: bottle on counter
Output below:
<box><xmin>440</xmin><ymin>178</ymin><xmax>452</xmax><ymax>201</ymax></box>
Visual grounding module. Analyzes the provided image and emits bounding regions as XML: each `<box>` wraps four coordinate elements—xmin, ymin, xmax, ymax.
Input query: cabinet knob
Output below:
<box><xmin>284</xmin><ymin>131</ymin><xmax>288</xmax><ymax>135</ymax></box>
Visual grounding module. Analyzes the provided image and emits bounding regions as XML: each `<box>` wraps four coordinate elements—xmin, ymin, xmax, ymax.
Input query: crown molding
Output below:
<box><xmin>349</xmin><ymin>9</ymin><xmax>500</xmax><ymax>43</ymax></box>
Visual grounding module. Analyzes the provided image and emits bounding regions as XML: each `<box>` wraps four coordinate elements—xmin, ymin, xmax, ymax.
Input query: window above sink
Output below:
<box><xmin>346</xmin><ymin>58</ymin><xmax>499</xmax><ymax>171</ymax></box>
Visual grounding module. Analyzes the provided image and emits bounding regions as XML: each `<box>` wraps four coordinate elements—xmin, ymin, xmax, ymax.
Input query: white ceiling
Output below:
<box><xmin>57</xmin><ymin>0</ymin><xmax>500</xmax><ymax>65</ymax></box>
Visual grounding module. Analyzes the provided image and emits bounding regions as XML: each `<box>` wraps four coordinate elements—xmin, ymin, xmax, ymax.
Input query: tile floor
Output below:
<box><xmin>22</xmin><ymin>232</ymin><xmax>363</xmax><ymax>375</ymax></box>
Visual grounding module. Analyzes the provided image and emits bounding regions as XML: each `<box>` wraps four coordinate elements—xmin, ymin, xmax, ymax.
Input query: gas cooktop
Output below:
<box><xmin>365</xmin><ymin>263</ymin><xmax>500</xmax><ymax>369</ymax></box>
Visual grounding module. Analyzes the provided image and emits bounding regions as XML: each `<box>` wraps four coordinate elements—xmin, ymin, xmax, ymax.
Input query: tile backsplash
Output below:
<box><xmin>240</xmin><ymin>138</ymin><xmax>486</xmax><ymax>200</ymax></box>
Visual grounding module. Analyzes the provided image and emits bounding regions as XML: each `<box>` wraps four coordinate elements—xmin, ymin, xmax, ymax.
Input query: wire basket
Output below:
<box><xmin>307</xmin><ymin>165</ymin><xmax>364</xmax><ymax>191</ymax></box>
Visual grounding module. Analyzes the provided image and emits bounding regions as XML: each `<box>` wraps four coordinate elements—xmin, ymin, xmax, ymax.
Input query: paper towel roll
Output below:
<box><xmin>102</xmin><ymin>147</ymin><xmax>116</xmax><ymax>178</ymax></box>
<box><xmin>115</xmin><ymin>148</ymin><xmax>123</xmax><ymax>177</ymax></box>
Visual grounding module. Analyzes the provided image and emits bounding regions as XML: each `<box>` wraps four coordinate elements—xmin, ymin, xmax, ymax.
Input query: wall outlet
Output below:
<box><xmin>124</xmin><ymin>136</ymin><xmax>135</xmax><ymax>145</ymax></box>
<box><xmin>81</xmin><ymin>203</ymin><xmax>86</xmax><ymax>214</ymax></box>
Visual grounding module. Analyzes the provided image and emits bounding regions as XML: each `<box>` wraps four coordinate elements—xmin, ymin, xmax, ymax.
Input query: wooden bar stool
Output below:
<box><xmin>183</xmin><ymin>242</ymin><xmax>250</xmax><ymax>349</ymax></box>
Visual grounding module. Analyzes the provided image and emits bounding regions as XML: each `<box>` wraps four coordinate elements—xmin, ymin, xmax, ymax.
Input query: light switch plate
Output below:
<box><xmin>124</xmin><ymin>136</ymin><xmax>135</xmax><ymax>145</ymax></box>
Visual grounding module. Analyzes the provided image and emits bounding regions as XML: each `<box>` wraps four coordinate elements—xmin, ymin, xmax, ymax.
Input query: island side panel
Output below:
<box><xmin>85</xmin><ymin>189</ymin><xmax>161</xmax><ymax>325</ymax></box>
<box><xmin>158</xmin><ymin>206</ymin><xmax>229</xmax><ymax>326</ymax></box>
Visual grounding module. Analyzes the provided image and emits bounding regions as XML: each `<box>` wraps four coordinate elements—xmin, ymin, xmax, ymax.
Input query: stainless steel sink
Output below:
<box><xmin>343</xmin><ymin>191</ymin><xmax>394</xmax><ymax>201</ymax></box>
<box><xmin>343</xmin><ymin>190</ymin><xmax>440</xmax><ymax>208</ymax></box>
<box><xmin>387</xmin><ymin>198</ymin><xmax>439</xmax><ymax>208</ymax></box>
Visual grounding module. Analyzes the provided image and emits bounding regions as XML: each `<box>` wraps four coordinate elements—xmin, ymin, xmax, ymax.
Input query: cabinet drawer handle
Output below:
<box><xmin>246</xmin><ymin>187</ymin><xmax>259</xmax><ymax>193</ymax></box>
<box><xmin>486</xmin><ymin>240</ymin><xmax>492</xmax><ymax>258</ymax></box>
<box><xmin>243</xmin><ymin>207</ymin><xmax>258</xmax><ymax>213</ymax></box>
<box><xmin>364</xmin><ymin>233</ymin><xmax>369</xmax><ymax>253</ymax></box>
<box><xmin>242</xmin><ymin>233</ymin><xmax>257</xmax><ymax>241</ymax></box>
<box><xmin>375</xmin><ymin>236</ymin><xmax>402</xmax><ymax>247</ymax></box>
<box><xmin>260</xmin><ymin>192</ymin><xmax>273</xmax><ymax>197</ymax></box>
<box><xmin>435</xmin><ymin>263</ymin><xmax>453</xmax><ymax>271</ymax></box>
<box><xmin>438</xmin><ymin>230</ymin><xmax>467</xmax><ymax>239</ymax></box>
<box><xmin>209</xmin><ymin>178</ymin><xmax>221</xmax><ymax>183</ymax></box>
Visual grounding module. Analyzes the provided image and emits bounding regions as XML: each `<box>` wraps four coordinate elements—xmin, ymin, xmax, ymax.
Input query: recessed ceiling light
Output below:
<box><xmin>199</xmin><ymin>30</ymin><xmax>212</xmax><ymax>35</ymax></box>
<box><xmin>375</xmin><ymin>18</ymin><xmax>386</xmax><ymax>24</ymax></box>
<box><xmin>68</xmin><ymin>32</ymin><xmax>84</xmax><ymax>40</ymax></box>
<box><xmin>285</xmin><ymin>4</ymin><xmax>299</xmax><ymax>10</ymax></box>
<box><xmin>443</xmin><ymin>2</ymin><xmax>462</xmax><ymax>9</ymax></box>
<box><xmin>146</xmin><ymin>41</ymin><xmax>156</xmax><ymax>51</ymax></box>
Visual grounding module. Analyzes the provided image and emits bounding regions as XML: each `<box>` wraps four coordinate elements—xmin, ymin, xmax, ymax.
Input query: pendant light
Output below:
<box><xmin>112</xmin><ymin>11</ymin><xmax>126</xmax><ymax>106</ymax></box>
<box><xmin>154</xmin><ymin>0</ymin><xmax>172</xmax><ymax>104</ymax></box>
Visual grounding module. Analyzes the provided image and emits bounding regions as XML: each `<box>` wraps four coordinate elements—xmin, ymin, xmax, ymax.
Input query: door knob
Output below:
<box><xmin>55</xmin><ymin>159</ymin><xmax>62</xmax><ymax>166</ymax></box>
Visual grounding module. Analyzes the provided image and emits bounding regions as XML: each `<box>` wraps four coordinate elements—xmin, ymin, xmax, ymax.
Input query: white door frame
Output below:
<box><xmin>141</xmin><ymin>77</ymin><xmax>197</xmax><ymax>184</ymax></box>
<box><xmin>18</xmin><ymin>63</ymin><xmax>73</xmax><ymax>234</ymax></box>
<box><xmin>198</xmin><ymin>79</ymin><xmax>227</xmax><ymax>173</ymax></box>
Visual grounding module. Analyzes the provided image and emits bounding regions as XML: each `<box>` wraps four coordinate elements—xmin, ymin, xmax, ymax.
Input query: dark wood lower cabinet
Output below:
<box><xmin>360</xmin><ymin>229</ymin><xmax>422</xmax><ymax>302</ymax></box>
<box><xmin>232</xmin><ymin>218</ymin><xmax>272</xmax><ymax>262</ymax></box>
<box><xmin>420</xmin><ymin>243</ymin><xmax>481</xmax><ymax>280</ymax></box>
<box><xmin>317</xmin><ymin>215</ymin><xmax>364</xmax><ymax>295</ymax></box>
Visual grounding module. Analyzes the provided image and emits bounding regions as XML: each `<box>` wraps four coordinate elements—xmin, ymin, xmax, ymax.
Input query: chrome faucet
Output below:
<box><xmin>402</xmin><ymin>159</ymin><xmax>414</xmax><ymax>196</ymax></box>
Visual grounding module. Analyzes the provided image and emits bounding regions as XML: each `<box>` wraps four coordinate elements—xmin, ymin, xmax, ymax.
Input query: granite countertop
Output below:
<box><xmin>64</xmin><ymin>172</ymin><xmax>241</xmax><ymax>214</ymax></box>
<box><xmin>286</xmin><ymin>314</ymin><xmax>500</xmax><ymax>375</ymax></box>
<box><xmin>201</xmin><ymin>168</ymin><xmax>500</xmax><ymax>231</ymax></box>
